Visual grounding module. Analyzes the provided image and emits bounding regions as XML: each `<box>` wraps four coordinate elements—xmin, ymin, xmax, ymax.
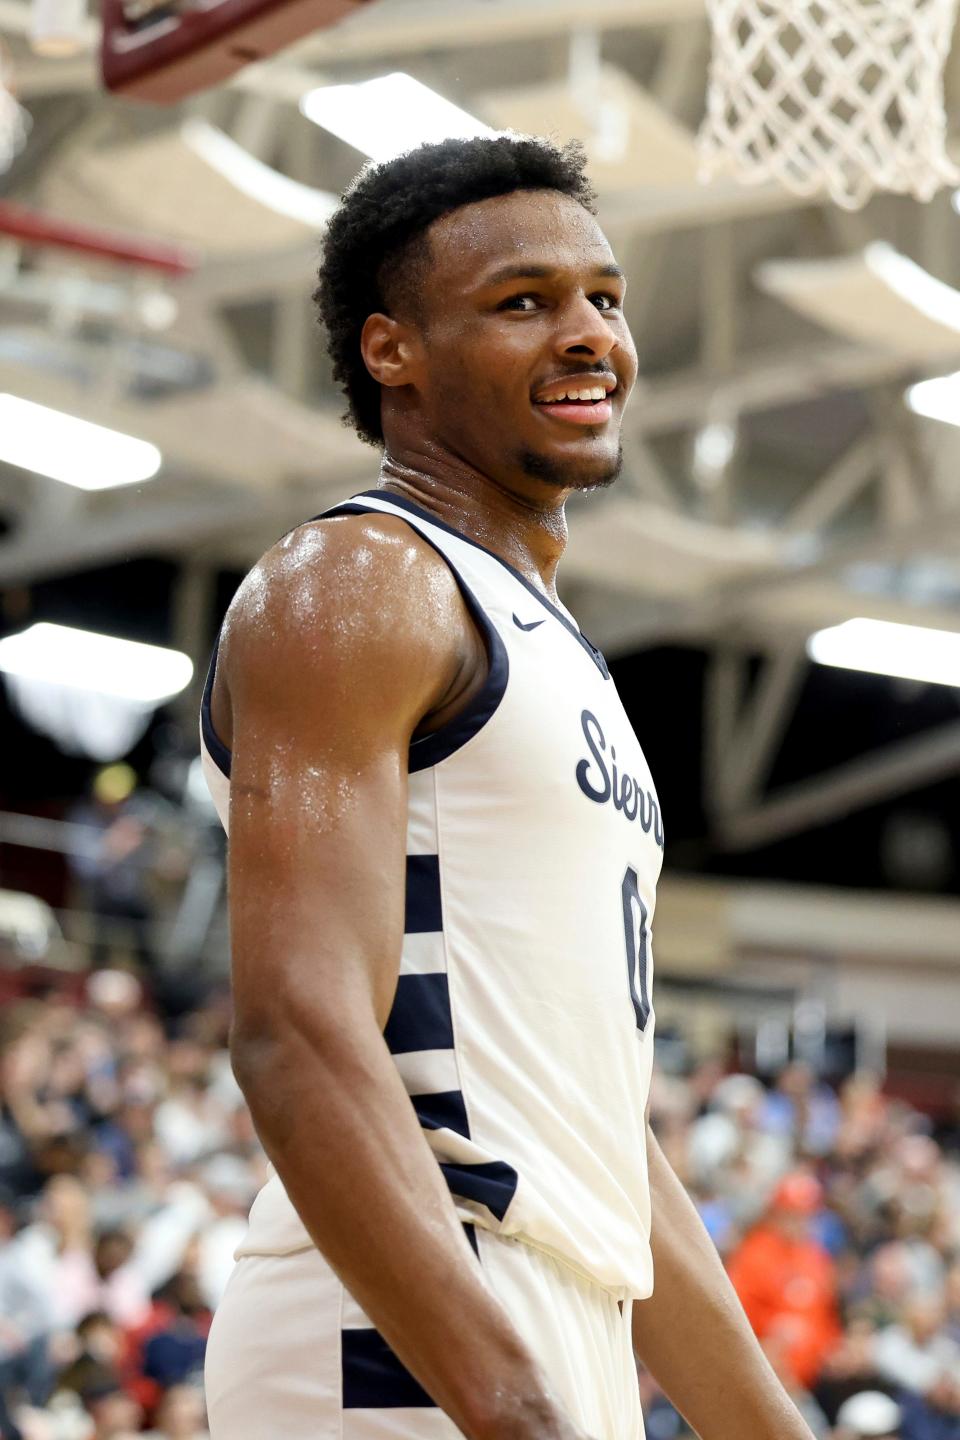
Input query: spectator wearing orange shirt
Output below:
<box><xmin>727</xmin><ymin>1171</ymin><xmax>842</xmax><ymax>1389</ymax></box>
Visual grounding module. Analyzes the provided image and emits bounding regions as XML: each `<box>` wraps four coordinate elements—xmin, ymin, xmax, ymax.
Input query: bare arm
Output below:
<box><xmin>222</xmin><ymin>515</ymin><xmax>585</xmax><ymax>1440</ymax></box>
<box><xmin>632</xmin><ymin>1128</ymin><xmax>815</xmax><ymax>1440</ymax></box>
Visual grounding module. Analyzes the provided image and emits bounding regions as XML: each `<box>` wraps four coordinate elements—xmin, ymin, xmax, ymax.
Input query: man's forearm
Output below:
<box><xmin>632</xmin><ymin>1130</ymin><xmax>815</xmax><ymax>1440</ymax></box>
<box><xmin>233</xmin><ymin>1017</ymin><xmax>578</xmax><ymax>1440</ymax></box>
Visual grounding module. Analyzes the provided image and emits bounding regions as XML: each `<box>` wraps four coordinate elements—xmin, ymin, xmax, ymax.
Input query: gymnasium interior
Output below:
<box><xmin>1</xmin><ymin>2</ymin><xmax>959</xmax><ymax>1436</ymax></box>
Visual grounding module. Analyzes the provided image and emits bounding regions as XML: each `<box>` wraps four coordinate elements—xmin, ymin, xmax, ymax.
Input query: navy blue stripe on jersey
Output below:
<box><xmin>384</xmin><ymin>974</ymin><xmax>454</xmax><ymax>1056</ymax></box>
<box><xmin>413</xmin><ymin>1089</ymin><xmax>470</xmax><ymax>1137</ymax></box>
<box><xmin>200</xmin><ymin>633</ymin><xmax>232</xmax><ymax>780</ymax></box>
<box><xmin>351</xmin><ymin>489</ymin><xmax>610</xmax><ymax>681</ymax></box>
<box><xmin>341</xmin><ymin>1329</ymin><xmax>434</xmax><ymax>1409</ymax></box>
<box><xmin>404</xmin><ymin>854</ymin><xmax>442</xmax><ymax>933</ymax></box>
<box><xmin>463</xmin><ymin>1221</ymin><xmax>480</xmax><ymax>1259</ymax></box>
<box><xmin>439</xmin><ymin>1160</ymin><xmax>519</xmax><ymax>1223</ymax></box>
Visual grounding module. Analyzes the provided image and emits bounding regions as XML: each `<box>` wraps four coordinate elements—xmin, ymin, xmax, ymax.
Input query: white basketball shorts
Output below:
<box><xmin>204</xmin><ymin>1224</ymin><xmax>643</xmax><ymax>1439</ymax></box>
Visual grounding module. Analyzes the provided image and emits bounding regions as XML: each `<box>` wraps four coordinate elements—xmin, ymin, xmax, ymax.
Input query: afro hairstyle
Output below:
<box><xmin>314</xmin><ymin>133</ymin><xmax>597</xmax><ymax>448</ymax></box>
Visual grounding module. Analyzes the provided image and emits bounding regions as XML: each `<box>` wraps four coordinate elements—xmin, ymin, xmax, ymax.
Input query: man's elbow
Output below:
<box><xmin>228</xmin><ymin>994</ymin><xmax>379</xmax><ymax>1112</ymax></box>
<box><xmin>229</xmin><ymin>1019</ymin><xmax>278</xmax><ymax>1099</ymax></box>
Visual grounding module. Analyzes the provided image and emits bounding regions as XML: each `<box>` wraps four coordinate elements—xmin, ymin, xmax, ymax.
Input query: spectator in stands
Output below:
<box><xmin>5</xmin><ymin>951</ymin><xmax>960</xmax><ymax>1438</ymax></box>
<box><xmin>688</xmin><ymin>1072</ymin><xmax>791</xmax><ymax>1207</ymax></box>
<box><xmin>80</xmin><ymin>1377</ymin><xmax>144</xmax><ymax>1440</ymax></box>
<box><xmin>727</xmin><ymin>1170</ymin><xmax>842</xmax><ymax>1389</ymax></box>
<box><xmin>835</xmin><ymin>1074</ymin><xmax>889</xmax><ymax>1161</ymax></box>
<box><xmin>816</xmin><ymin>1317</ymin><xmax>887</xmax><ymax>1428</ymax></box>
<box><xmin>144</xmin><ymin>1384</ymin><xmax>208</xmax><ymax>1440</ymax></box>
<box><xmin>853</xmin><ymin>1244</ymin><xmax>917</xmax><ymax>1329</ymax></box>
<box><xmin>872</xmin><ymin>1294</ymin><xmax>960</xmax><ymax>1396</ymax></box>
<box><xmin>68</xmin><ymin>766</ymin><xmax>166</xmax><ymax>978</ymax></box>
<box><xmin>140</xmin><ymin>1272</ymin><xmax>210</xmax><ymax>1396</ymax></box>
<box><xmin>56</xmin><ymin>1311</ymin><xmax>128</xmax><ymax>1403</ymax></box>
<box><xmin>896</xmin><ymin>1378</ymin><xmax>960</xmax><ymax>1440</ymax></box>
<box><xmin>944</xmin><ymin>1263</ymin><xmax>960</xmax><ymax>1347</ymax></box>
<box><xmin>759</xmin><ymin>1061</ymin><xmax>842</xmax><ymax>1158</ymax></box>
<box><xmin>0</xmin><ymin>1183</ymin><xmax>55</xmax><ymax>1437</ymax></box>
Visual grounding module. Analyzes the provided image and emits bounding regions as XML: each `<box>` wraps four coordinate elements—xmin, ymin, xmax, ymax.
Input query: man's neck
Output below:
<box><xmin>377</xmin><ymin>452</ymin><xmax>568</xmax><ymax>600</ymax></box>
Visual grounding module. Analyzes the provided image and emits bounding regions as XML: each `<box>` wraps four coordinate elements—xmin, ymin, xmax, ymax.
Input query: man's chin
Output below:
<box><xmin>517</xmin><ymin>441</ymin><xmax>624</xmax><ymax>492</ymax></box>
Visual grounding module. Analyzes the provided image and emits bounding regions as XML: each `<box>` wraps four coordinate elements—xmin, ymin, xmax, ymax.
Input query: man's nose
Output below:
<box><xmin>555</xmin><ymin>295</ymin><xmax>618</xmax><ymax>361</ymax></box>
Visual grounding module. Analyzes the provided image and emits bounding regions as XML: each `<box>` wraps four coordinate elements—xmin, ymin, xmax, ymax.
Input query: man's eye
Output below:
<box><xmin>591</xmin><ymin>293</ymin><xmax>620</xmax><ymax>312</ymax></box>
<box><xmin>499</xmin><ymin>295</ymin><xmax>539</xmax><ymax>312</ymax></box>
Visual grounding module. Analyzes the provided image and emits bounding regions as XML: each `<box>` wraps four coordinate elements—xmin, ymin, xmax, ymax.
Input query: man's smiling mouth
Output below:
<box><xmin>531</xmin><ymin>372</ymin><xmax>617</xmax><ymax>424</ymax></box>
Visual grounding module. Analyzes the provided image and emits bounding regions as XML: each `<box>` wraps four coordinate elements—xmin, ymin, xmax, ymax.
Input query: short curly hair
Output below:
<box><xmin>314</xmin><ymin>134</ymin><xmax>597</xmax><ymax>447</ymax></box>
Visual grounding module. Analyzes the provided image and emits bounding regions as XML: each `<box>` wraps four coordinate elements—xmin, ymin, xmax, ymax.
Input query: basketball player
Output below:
<box><xmin>201</xmin><ymin>136</ymin><xmax>815</xmax><ymax>1440</ymax></box>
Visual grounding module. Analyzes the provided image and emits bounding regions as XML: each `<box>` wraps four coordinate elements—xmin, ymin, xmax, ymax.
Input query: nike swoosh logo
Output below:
<box><xmin>513</xmin><ymin>614</ymin><xmax>546</xmax><ymax>632</ymax></box>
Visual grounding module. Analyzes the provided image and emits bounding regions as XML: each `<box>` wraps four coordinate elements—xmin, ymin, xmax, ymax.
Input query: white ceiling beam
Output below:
<box><xmin>177</xmin><ymin>244</ymin><xmax>319</xmax><ymax>305</ymax></box>
<box><xmin>782</xmin><ymin>435</ymin><xmax>878</xmax><ymax>534</ymax></box>
<box><xmin>0</xmin><ymin>490</ymin><xmax>266</xmax><ymax>584</ymax></box>
<box><xmin>715</xmin><ymin>646</ymin><xmax>809</xmax><ymax>813</ymax></box>
<box><xmin>718</xmin><ymin>718</ymin><xmax>960</xmax><ymax>852</ymax></box>
<box><xmin>9</xmin><ymin>54</ymin><xmax>98</xmax><ymax>96</ymax></box>
<box><xmin>291</xmin><ymin>0</ymin><xmax>706</xmax><ymax>63</ymax></box>
<box><xmin>632</xmin><ymin>341</ymin><xmax>930</xmax><ymax>437</ymax></box>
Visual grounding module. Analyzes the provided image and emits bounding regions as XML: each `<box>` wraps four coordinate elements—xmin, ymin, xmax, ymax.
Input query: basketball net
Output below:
<box><xmin>0</xmin><ymin>50</ymin><xmax>31</xmax><ymax>176</ymax></box>
<box><xmin>698</xmin><ymin>0</ymin><xmax>960</xmax><ymax>210</ymax></box>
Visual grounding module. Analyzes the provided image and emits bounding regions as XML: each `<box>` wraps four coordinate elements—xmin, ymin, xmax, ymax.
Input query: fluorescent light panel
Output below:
<box><xmin>180</xmin><ymin>119</ymin><xmax>339</xmax><ymax>229</ymax></box>
<box><xmin>0</xmin><ymin>394</ymin><xmax>161</xmax><ymax>490</ymax></box>
<box><xmin>300</xmin><ymin>72</ymin><xmax>494</xmax><ymax>162</ymax></box>
<box><xmin>0</xmin><ymin>623</ymin><xmax>193</xmax><ymax>703</ymax></box>
<box><xmin>808</xmin><ymin>617</ymin><xmax>960</xmax><ymax>688</ymax></box>
<box><xmin>906</xmin><ymin>370</ymin><xmax>960</xmax><ymax>428</ymax></box>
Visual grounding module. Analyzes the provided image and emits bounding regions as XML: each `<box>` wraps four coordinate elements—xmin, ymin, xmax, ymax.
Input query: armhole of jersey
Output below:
<box><xmin>198</xmin><ymin>502</ymin><xmax>510</xmax><ymax>781</ymax></box>
<box><xmin>200</xmin><ymin>632</ymin><xmax>232</xmax><ymax>780</ymax></box>
<box><xmin>331</xmin><ymin>502</ymin><xmax>509</xmax><ymax>773</ymax></box>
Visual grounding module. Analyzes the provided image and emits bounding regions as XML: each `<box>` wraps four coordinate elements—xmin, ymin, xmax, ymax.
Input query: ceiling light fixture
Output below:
<box><xmin>807</xmin><ymin>617</ymin><xmax>960</xmax><ymax>688</ymax></box>
<box><xmin>299</xmin><ymin>72</ymin><xmax>494</xmax><ymax>162</ymax></box>
<box><xmin>29</xmin><ymin>0</ymin><xmax>90</xmax><ymax>57</ymax></box>
<box><xmin>0</xmin><ymin>623</ymin><xmax>193</xmax><ymax>704</ymax></box>
<box><xmin>0</xmin><ymin>393</ymin><xmax>161</xmax><ymax>489</ymax></box>
<box><xmin>905</xmin><ymin>370</ymin><xmax>960</xmax><ymax>427</ymax></box>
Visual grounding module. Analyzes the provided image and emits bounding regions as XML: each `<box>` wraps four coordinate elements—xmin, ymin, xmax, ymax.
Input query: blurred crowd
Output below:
<box><xmin>648</xmin><ymin>1061</ymin><xmax>960</xmax><ymax>1440</ymax></box>
<box><xmin>0</xmin><ymin>972</ymin><xmax>265</xmax><ymax>1440</ymax></box>
<box><xmin>2</xmin><ymin>962</ymin><xmax>960</xmax><ymax>1440</ymax></box>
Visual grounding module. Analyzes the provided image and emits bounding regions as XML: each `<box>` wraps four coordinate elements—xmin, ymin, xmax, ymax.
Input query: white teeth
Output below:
<box><xmin>542</xmin><ymin>385</ymin><xmax>609</xmax><ymax>403</ymax></box>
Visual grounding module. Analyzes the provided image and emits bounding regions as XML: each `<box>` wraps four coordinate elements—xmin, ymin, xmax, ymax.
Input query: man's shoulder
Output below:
<box><xmin>218</xmin><ymin>507</ymin><xmax>472</xmax><ymax>709</ymax></box>
<box><xmin>226</xmin><ymin>510</ymin><xmax>458</xmax><ymax>647</ymax></box>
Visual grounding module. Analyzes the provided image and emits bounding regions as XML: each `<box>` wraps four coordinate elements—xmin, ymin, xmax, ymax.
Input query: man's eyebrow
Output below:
<box><xmin>480</xmin><ymin>261</ymin><xmax>626</xmax><ymax>287</ymax></box>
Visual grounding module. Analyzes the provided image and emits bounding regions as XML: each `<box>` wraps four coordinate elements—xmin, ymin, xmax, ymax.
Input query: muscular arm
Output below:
<box><xmin>632</xmin><ymin>1128</ymin><xmax>815</xmax><ymax>1440</ymax></box>
<box><xmin>221</xmin><ymin>515</ymin><xmax>581</xmax><ymax>1440</ymax></box>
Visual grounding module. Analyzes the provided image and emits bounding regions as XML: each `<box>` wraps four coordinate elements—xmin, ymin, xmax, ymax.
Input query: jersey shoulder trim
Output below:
<box><xmin>199</xmin><ymin>500</ymin><xmax>510</xmax><ymax>782</ymax></box>
<box><xmin>200</xmin><ymin>634</ymin><xmax>232</xmax><ymax>779</ymax></box>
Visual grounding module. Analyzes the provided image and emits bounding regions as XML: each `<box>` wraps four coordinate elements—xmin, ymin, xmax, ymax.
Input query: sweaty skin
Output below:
<box><xmin>215</xmin><ymin>188</ymin><xmax>815</xmax><ymax>1440</ymax></box>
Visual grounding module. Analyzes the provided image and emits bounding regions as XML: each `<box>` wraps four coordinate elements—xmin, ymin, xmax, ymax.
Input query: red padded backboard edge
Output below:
<box><xmin>0</xmin><ymin>200</ymin><xmax>199</xmax><ymax>273</ymax></box>
<box><xmin>101</xmin><ymin>0</ymin><xmax>374</xmax><ymax>103</ymax></box>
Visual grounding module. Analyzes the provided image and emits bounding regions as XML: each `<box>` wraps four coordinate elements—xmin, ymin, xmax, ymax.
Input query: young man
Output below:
<box><xmin>200</xmin><ymin>135</ymin><xmax>816</xmax><ymax>1440</ymax></box>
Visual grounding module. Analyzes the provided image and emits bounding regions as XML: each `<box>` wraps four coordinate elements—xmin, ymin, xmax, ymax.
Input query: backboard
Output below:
<box><xmin>101</xmin><ymin>0</ymin><xmax>376</xmax><ymax>102</ymax></box>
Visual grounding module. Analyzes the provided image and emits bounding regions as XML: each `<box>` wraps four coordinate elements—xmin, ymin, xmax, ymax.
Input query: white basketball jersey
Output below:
<box><xmin>200</xmin><ymin>489</ymin><xmax>663</xmax><ymax>1299</ymax></box>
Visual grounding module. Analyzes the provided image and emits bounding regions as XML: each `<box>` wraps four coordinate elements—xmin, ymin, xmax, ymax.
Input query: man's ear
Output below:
<box><xmin>361</xmin><ymin>312</ymin><xmax>419</xmax><ymax>389</ymax></box>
